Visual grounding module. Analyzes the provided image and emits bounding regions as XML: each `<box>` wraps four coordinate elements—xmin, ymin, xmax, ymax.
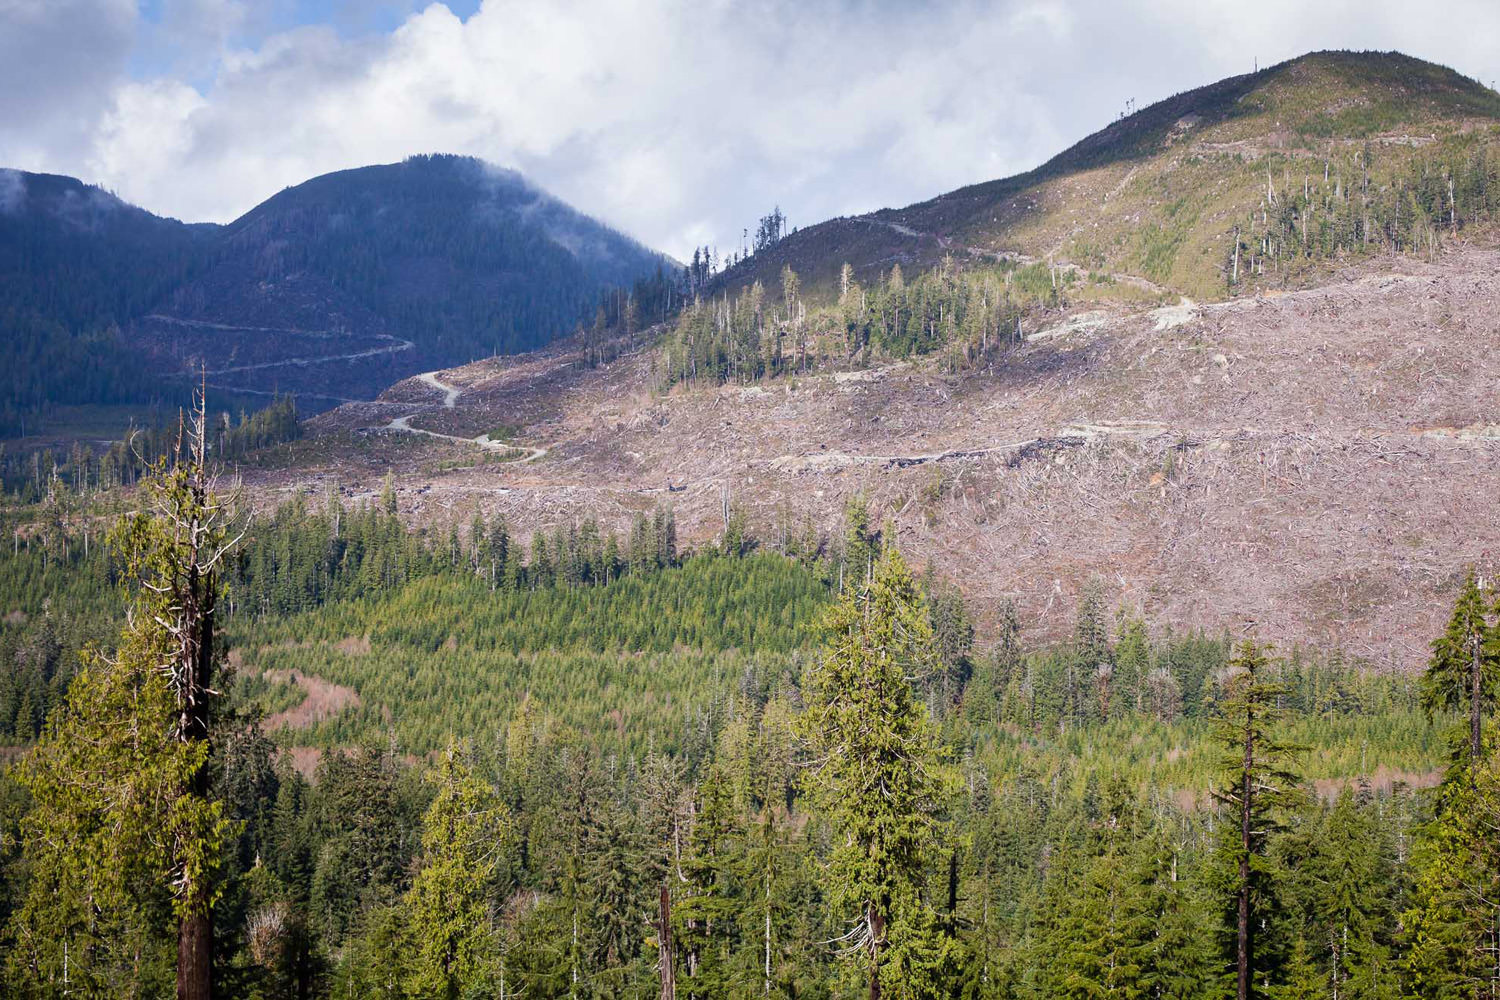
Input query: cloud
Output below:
<box><xmin>0</xmin><ymin>0</ymin><xmax>138</xmax><ymax>168</ymax></box>
<box><xmin>2</xmin><ymin>0</ymin><xmax>1498</xmax><ymax>258</ymax></box>
<box><xmin>0</xmin><ymin>169</ymin><xmax>24</xmax><ymax>214</ymax></box>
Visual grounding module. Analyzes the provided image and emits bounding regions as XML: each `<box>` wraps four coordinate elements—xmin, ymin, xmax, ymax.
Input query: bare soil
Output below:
<box><xmin>255</xmin><ymin>246</ymin><xmax>1500</xmax><ymax>671</ymax></box>
<box><xmin>261</xmin><ymin>668</ymin><xmax>361</xmax><ymax>731</ymax></box>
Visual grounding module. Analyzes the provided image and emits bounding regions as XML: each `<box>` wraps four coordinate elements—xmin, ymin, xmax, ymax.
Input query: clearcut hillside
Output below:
<box><xmin>720</xmin><ymin>51</ymin><xmax>1500</xmax><ymax>301</ymax></box>
<box><xmin>275</xmin><ymin>242</ymin><xmax>1500</xmax><ymax>672</ymax></box>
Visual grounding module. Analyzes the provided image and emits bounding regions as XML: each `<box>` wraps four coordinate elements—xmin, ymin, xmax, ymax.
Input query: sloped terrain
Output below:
<box><xmin>275</xmin><ymin>245</ymin><xmax>1500</xmax><ymax>670</ymax></box>
<box><xmin>0</xmin><ymin>156</ymin><xmax>670</xmax><ymax>427</ymax></box>
<box><xmin>722</xmin><ymin>51</ymin><xmax>1500</xmax><ymax>301</ymax></box>
<box><xmin>145</xmin><ymin>155</ymin><xmax>669</xmax><ymax>405</ymax></box>
<box><xmin>0</xmin><ymin>171</ymin><xmax>213</xmax><ymax>432</ymax></box>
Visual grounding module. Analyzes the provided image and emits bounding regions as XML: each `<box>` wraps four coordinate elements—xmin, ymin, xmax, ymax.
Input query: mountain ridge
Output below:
<box><xmin>0</xmin><ymin>155</ymin><xmax>670</xmax><ymax>432</ymax></box>
<box><xmin>721</xmin><ymin>49</ymin><xmax>1500</xmax><ymax>299</ymax></box>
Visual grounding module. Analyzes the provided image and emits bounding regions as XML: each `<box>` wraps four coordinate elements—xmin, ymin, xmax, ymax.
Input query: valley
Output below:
<box><xmin>253</xmin><ymin>245</ymin><xmax>1500</xmax><ymax>670</ymax></box>
<box><xmin>4</xmin><ymin>42</ymin><xmax>1500</xmax><ymax>1000</ymax></box>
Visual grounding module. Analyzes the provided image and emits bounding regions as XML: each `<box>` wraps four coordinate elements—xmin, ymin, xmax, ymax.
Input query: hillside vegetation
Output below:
<box><xmin>0</xmin><ymin>460</ymin><xmax>1484</xmax><ymax>1000</ymax></box>
<box><xmin>722</xmin><ymin>51</ymin><xmax>1500</xmax><ymax>300</ymax></box>
<box><xmin>0</xmin><ymin>172</ymin><xmax>212</xmax><ymax>435</ymax></box>
<box><xmin>0</xmin><ymin>156</ymin><xmax>668</xmax><ymax>434</ymax></box>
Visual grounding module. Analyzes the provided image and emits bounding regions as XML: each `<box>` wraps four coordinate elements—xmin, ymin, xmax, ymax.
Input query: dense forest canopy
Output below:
<box><xmin>0</xmin><ymin>436</ymin><xmax>1492</xmax><ymax>1000</ymax></box>
<box><xmin>0</xmin><ymin>156</ymin><xmax>670</xmax><ymax>436</ymax></box>
<box><xmin>0</xmin><ymin>172</ymin><xmax>212</xmax><ymax>434</ymax></box>
<box><xmin>210</xmin><ymin>155</ymin><xmax>669</xmax><ymax>362</ymax></box>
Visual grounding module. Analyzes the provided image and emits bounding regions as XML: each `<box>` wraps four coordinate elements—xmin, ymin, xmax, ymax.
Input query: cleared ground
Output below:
<box><xmin>255</xmin><ymin>246</ymin><xmax>1500</xmax><ymax>670</ymax></box>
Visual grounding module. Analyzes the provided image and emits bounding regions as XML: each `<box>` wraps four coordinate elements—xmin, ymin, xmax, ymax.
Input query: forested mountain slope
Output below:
<box><xmin>143</xmin><ymin>155</ymin><xmax>669</xmax><ymax>402</ymax></box>
<box><xmin>0</xmin><ymin>156</ymin><xmax>669</xmax><ymax>431</ymax></box>
<box><xmin>0</xmin><ymin>171</ymin><xmax>212</xmax><ymax>434</ymax></box>
<box><xmin>720</xmin><ymin>50</ymin><xmax>1500</xmax><ymax>299</ymax></box>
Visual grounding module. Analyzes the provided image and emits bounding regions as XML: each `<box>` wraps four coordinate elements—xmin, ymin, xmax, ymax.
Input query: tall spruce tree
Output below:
<box><xmin>405</xmin><ymin>742</ymin><xmax>511</xmax><ymax>999</ymax></box>
<box><xmin>1210</xmin><ymin>641</ymin><xmax>1305</xmax><ymax>1000</ymax></box>
<box><xmin>799</xmin><ymin>547</ymin><xmax>959</xmax><ymax>1000</ymax></box>
<box><xmin>1404</xmin><ymin>749</ymin><xmax>1500</xmax><ymax>999</ymax></box>
<box><xmin>1422</xmin><ymin>569</ymin><xmax>1500</xmax><ymax>778</ymax></box>
<box><xmin>676</xmin><ymin>765</ymin><xmax>741</xmax><ymax>999</ymax></box>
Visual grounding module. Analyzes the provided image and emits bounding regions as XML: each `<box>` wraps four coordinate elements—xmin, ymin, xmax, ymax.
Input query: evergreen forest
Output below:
<box><xmin>0</xmin><ymin>421</ymin><xmax>1495</xmax><ymax>1000</ymax></box>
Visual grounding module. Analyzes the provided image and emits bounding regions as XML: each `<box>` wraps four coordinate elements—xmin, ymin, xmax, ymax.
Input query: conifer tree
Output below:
<box><xmin>841</xmin><ymin>494</ymin><xmax>875</xmax><ymax>590</ymax></box>
<box><xmin>1403</xmin><ymin>752</ymin><xmax>1500</xmax><ymax>1000</ymax></box>
<box><xmin>1422</xmin><ymin>569</ymin><xmax>1500</xmax><ymax>777</ymax></box>
<box><xmin>1268</xmin><ymin>936</ymin><xmax>1322</xmax><ymax>1000</ymax></box>
<box><xmin>1210</xmin><ymin>641</ymin><xmax>1305</xmax><ymax>1000</ymax></box>
<box><xmin>8</xmin><ymin>397</ymin><xmax>242</xmax><ymax>1000</ymax></box>
<box><xmin>1073</xmin><ymin>581</ymin><xmax>1111</xmax><ymax>724</ymax></box>
<box><xmin>926</xmin><ymin>579</ymin><xmax>974</xmax><ymax>710</ymax></box>
<box><xmin>676</xmin><ymin>765</ymin><xmax>741</xmax><ymax>998</ymax></box>
<box><xmin>1296</xmin><ymin>791</ymin><xmax>1398</xmax><ymax>1000</ymax></box>
<box><xmin>6</xmin><ymin>624</ymin><xmax>191</xmax><ymax>994</ymax></box>
<box><xmin>1051</xmin><ymin>836</ymin><xmax>1145</xmax><ymax>998</ymax></box>
<box><xmin>799</xmin><ymin>546</ymin><xmax>959</xmax><ymax>1000</ymax></box>
<box><xmin>1131</xmin><ymin>830</ymin><xmax>1217</xmax><ymax>1000</ymax></box>
<box><xmin>406</xmin><ymin>742</ymin><xmax>511</xmax><ymax>1000</ymax></box>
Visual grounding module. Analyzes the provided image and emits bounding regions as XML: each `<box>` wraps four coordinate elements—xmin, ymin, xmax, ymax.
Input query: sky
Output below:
<box><xmin>4</xmin><ymin>0</ymin><xmax>1498</xmax><ymax>260</ymax></box>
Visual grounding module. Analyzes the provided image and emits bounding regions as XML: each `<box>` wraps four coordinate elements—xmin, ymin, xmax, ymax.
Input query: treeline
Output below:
<box><xmin>0</xmin><ymin>318</ymin><xmax>180</xmax><ymax>438</ymax></box>
<box><xmin>235</xmin><ymin>486</ymin><xmax>686</xmax><ymax>620</ymax></box>
<box><xmin>1228</xmin><ymin>140</ymin><xmax>1500</xmax><ymax>286</ymax></box>
<box><xmin>0</xmin><ymin>466</ymin><xmax>1493</xmax><ymax>999</ymax></box>
<box><xmin>2</xmin><ymin>394</ymin><xmax>300</xmax><ymax>500</ymax></box>
<box><xmin>964</xmin><ymin>581</ymin><xmax>1420</xmax><ymax>733</ymax></box>
<box><xmin>578</xmin><ymin>268</ymin><xmax>683</xmax><ymax>368</ymax></box>
<box><xmin>659</xmin><ymin>257</ymin><xmax>1057</xmax><ymax>386</ymax></box>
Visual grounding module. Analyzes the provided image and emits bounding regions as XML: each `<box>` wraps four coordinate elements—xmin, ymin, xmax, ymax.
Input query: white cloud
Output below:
<box><xmin>1</xmin><ymin>0</ymin><xmax>1497</xmax><ymax>258</ymax></box>
<box><xmin>89</xmin><ymin>78</ymin><xmax>208</xmax><ymax>212</ymax></box>
<box><xmin>0</xmin><ymin>0</ymin><xmax>137</xmax><ymax>167</ymax></box>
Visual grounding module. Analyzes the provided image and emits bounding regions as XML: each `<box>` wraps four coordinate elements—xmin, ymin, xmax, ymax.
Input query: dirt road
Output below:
<box><xmin>384</xmin><ymin>370</ymin><xmax>548</xmax><ymax>461</ymax></box>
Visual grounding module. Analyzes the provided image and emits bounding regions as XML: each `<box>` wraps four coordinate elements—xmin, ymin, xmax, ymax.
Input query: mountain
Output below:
<box><xmin>0</xmin><ymin>171</ymin><xmax>212</xmax><ymax>434</ymax></box>
<box><xmin>139</xmin><ymin>155</ymin><xmax>670</xmax><ymax>403</ymax></box>
<box><xmin>722</xmin><ymin>50</ymin><xmax>1500</xmax><ymax>300</ymax></box>
<box><xmin>0</xmin><ymin>155</ymin><xmax>670</xmax><ymax>433</ymax></box>
<box><xmin>274</xmin><ymin>51</ymin><xmax>1500</xmax><ymax>670</ymax></box>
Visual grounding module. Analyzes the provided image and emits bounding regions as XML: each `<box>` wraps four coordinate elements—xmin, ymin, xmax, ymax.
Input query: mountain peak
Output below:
<box><xmin>722</xmin><ymin>49</ymin><xmax>1500</xmax><ymax>302</ymax></box>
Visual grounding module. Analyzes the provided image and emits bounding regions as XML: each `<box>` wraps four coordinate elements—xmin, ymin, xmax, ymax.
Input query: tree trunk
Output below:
<box><xmin>764</xmin><ymin>865</ymin><xmax>772</xmax><ymax>995</ymax></box>
<box><xmin>1473</xmin><ymin>633</ymin><xmax>1484</xmax><ymax>779</ymax></box>
<box><xmin>178</xmin><ymin>905</ymin><xmax>211</xmax><ymax>1000</ymax></box>
<box><xmin>1238</xmin><ymin>719</ymin><xmax>1252</xmax><ymax>1000</ymax></box>
<box><xmin>659</xmin><ymin>883</ymin><xmax>676</xmax><ymax>1000</ymax></box>
<box><xmin>868</xmin><ymin>905</ymin><xmax>884</xmax><ymax>1000</ymax></box>
<box><xmin>179</xmin><ymin>588</ymin><xmax>215</xmax><ymax>1000</ymax></box>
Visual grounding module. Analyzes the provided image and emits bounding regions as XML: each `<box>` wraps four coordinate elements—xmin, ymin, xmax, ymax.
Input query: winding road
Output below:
<box><xmin>383</xmin><ymin>370</ymin><xmax>548</xmax><ymax>462</ymax></box>
<box><xmin>203</xmin><ymin>334</ymin><xmax>414</xmax><ymax>375</ymax></box>
<box><xmin>148</xmin><ymin>315</ymin><xmax>545</xmax><ymax>463</ymax></box>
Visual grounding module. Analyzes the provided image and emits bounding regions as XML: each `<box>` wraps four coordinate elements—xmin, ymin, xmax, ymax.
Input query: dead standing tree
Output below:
<box><xmin>116</xmin><ymin>385</ymin><xmax>245</xmax><ymax>1000</ymax></box>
